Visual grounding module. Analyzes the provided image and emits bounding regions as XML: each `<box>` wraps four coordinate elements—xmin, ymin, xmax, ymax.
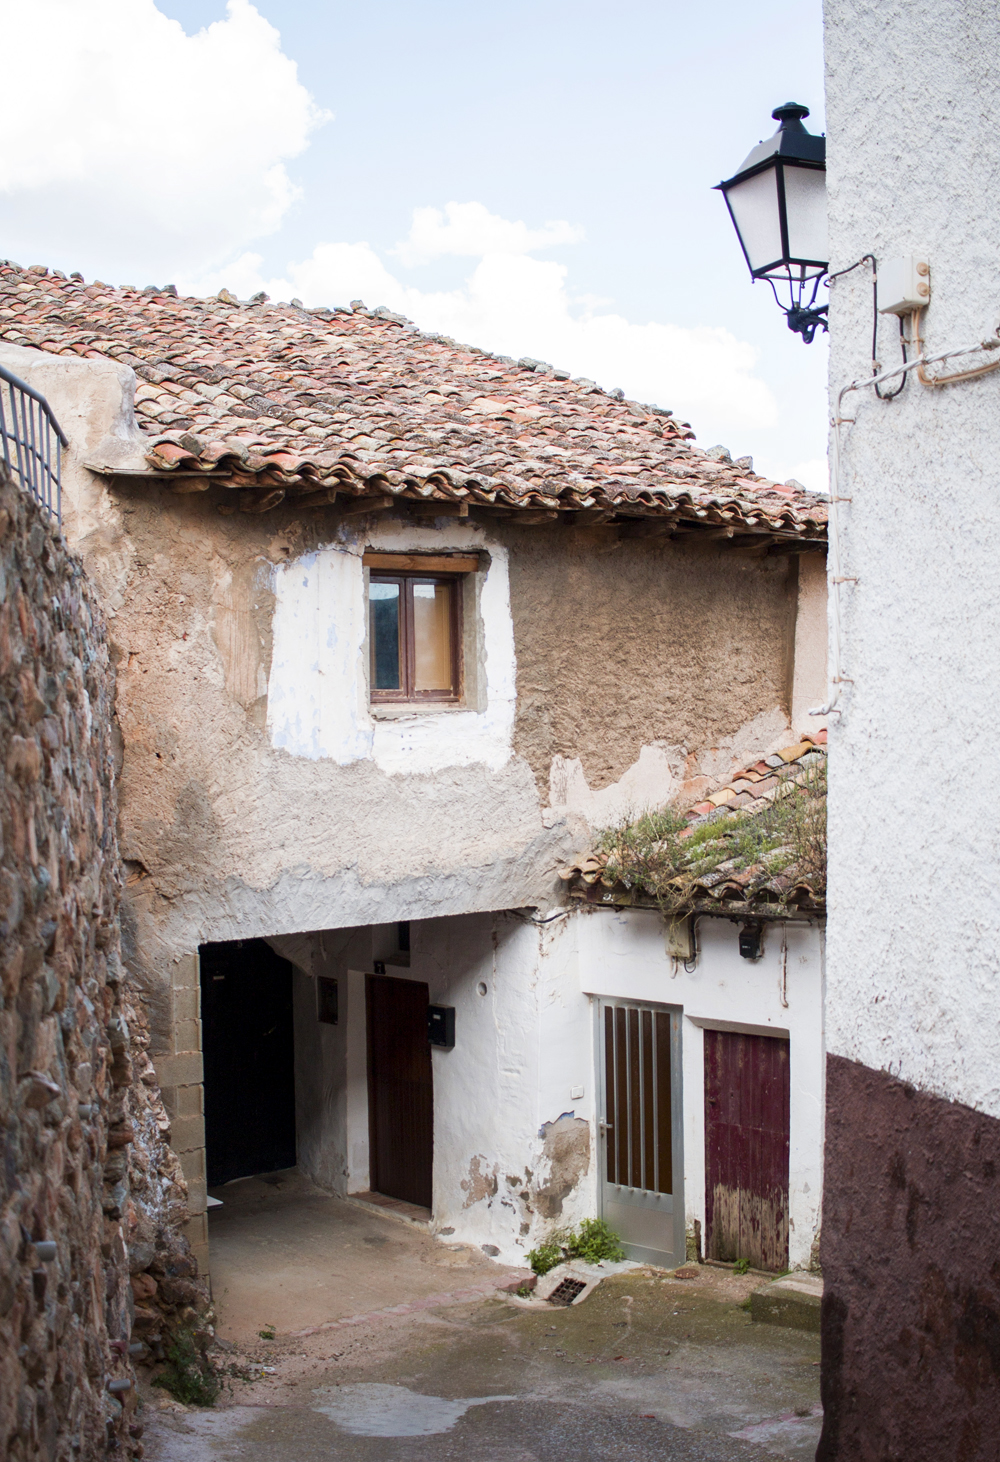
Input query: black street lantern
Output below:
<box><xmin>715</xmin><ymin>103</ymin><xmax>828</xmax><ymax>343</ymax></box>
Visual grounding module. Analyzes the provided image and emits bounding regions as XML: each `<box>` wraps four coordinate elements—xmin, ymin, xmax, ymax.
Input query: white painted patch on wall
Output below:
<box><xmin>548</xmin><ymin>743</ymin><xmax>681</xmax><ymax>824</ymax></box>
<box><xmin>267</xmin><ymin>549</ymin><xmax>372</xmax><ymax>763</ymax></box>
<box><xmin>372</xmin><ymin>546</ymin><xmax>516</xmax><ymax>775</ymax></box>
<box><xmin>266</xmin><ymin>528</ymin><xmax>516</xmax><ymax>772</ymax></box>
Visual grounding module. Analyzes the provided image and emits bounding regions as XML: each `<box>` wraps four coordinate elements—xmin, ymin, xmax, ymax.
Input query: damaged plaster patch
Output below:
<box><xmin>534</xmin><ymin>1114</ymin><xmax>590</xmax><ymax>1220</ymax></box>
<box><xmin>547</xmin><ymin>743</ymin><xmax>684</xmax><ymax>826</ymax></box>
<box><xmin>461</xmin><ymin>1154</ymin><xmax>499</xmax><ymax>1209</ymax></box>
<box><xmin>546</xmin><ymin>707</ymin><xmax>798</xmax><ymax>829</ymax></box>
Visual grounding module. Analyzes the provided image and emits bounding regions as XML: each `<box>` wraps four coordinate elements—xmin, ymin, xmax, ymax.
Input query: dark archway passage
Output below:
<box><xmin>200</xmin><ymin>938</ymin><xmax>296</xmax><ymax>1185</ymax></box>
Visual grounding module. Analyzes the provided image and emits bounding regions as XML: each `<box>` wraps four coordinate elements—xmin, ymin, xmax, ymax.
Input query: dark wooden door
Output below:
<box><xmin>200</xmin><ymin>939</ymin><xmax>296</xmax><ymax>1186</ymax></box>
<box><xmin>367</xmin><ymin>975</ymin><xmax>433</xmax><ymax>1209</ymax></box>
<box><xmin>704</xmin><ymin>1029</ymin><xmax>789</xmax><ymax>1271</ymax></box>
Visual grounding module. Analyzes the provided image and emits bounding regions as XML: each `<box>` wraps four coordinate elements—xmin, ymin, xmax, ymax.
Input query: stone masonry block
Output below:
<box><xmin>153</xmin><ymin>1052</ymin><xmax>203</xmax><ymax>1088</ymax></box>
<box><xmin>174</xmin><ymin>1083</ymin><xmax>204</xmax><ymax>1118</ymax></box>
<box><xmin>180</xmin><ymin>1145</ymin><xmax>206</xmax><ymax>1182</ymax></box>
<box><xmin>172</xmin><ymin>983</ymin><xmax>200</xmax><ymax>1023</ymax></box>
<box><xmin>183</xmin><ymin>1211</ymin><xmax>209</xmax><ymax>1249</ymax></box>
<box><xmin>173</xmin><ymin>1019</ymin><xmax>202</xmax><ymax>1054</ymax></box>
<box><xmin>172</xmin><ymin>954</ymin><xmax>199</xmax><ymax>990</ymax></box>
<box><xmin>183</xmin><ymin>1213</ymin><xmax>210</xmax><ymax>1278</ymax></box>
<box><xmin>169</xmin><ymin>1114</ymin><xmax>205</xmax><ymax>1154</ymax></box>
<box><xmin>186</xmin><ymin>1175</ymin><xmax>207</xmax><ymax>1215</ymax></box>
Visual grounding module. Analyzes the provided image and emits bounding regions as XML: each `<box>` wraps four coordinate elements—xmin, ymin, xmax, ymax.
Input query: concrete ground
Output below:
<box><xmin>143</xmin><ymin>1170</ymin><xmax>822</xmax><ymax>1462</ymax></box>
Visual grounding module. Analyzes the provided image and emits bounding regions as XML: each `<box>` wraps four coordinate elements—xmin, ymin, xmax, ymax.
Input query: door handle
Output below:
<box><xmin>598</xmin><ymin>1122</ymin><xmax>614</xmax><ymax>1135</ymax></box>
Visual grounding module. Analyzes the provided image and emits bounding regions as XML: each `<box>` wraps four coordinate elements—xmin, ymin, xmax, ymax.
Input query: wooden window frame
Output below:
<box><xmin>369</xmin><ymin>570</ymin><xmax>464</xmax><ymax>704</ymax></box>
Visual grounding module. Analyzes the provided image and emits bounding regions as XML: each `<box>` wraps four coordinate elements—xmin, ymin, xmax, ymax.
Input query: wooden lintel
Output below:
<box><xmin>363</xmin><ymin>552</ymin><xmax>481</xmax><ymax>574</ymax></box>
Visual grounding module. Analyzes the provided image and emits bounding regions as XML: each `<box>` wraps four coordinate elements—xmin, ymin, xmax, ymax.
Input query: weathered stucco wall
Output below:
<box><xmin>505</xmin><ymin>521</ymin><xmax>801</xmax><ymax>808</ymax></box>
<box><xmin>0</xmin><ymin>343</ymin><xmax>817</xmax><ymax>972</ymax></box>
<box><xmin>822</xmin><ymin>0</ymin><xmax>1000</xmax><ymax>1451</ymax></box>
<box><xmin>0</xmin><ymin>471</ymin><xmax>204</xmax><ymax>1461</ymax></box>
<box><xmin>0</xmin><ymin>344</ymin><xmax>826</xmax><ymax>1282</ymax></box>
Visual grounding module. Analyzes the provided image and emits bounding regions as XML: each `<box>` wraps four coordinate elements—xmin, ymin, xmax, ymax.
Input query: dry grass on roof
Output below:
<box><xmin>590</xmin><ymin>757</ymin><xmax>827</xmax><ymax>919</ymax></box>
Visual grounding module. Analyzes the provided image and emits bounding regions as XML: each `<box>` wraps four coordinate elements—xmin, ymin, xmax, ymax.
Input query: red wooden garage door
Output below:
<box><xmin>704</xmin><ymin>1029</ymin><xmax>789</xmax><ymax>1272</ymax></box>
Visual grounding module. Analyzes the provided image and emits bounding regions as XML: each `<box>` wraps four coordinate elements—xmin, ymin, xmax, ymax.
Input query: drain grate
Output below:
<box><xmin>547</xmin><ymin>1277</ymin><xmax>587</xmax><ymax>1306</ymax></box>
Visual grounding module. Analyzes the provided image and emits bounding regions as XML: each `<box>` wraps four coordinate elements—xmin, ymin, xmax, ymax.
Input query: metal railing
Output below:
<box><xmin>0</xmin><ymin>364</ymin><xmax>68</xmax><ymax>520</ymax></box>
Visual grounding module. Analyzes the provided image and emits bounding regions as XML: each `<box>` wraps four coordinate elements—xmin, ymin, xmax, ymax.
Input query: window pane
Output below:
<box><xmin>412</xmin><ymin>580</ymin><xmax>453</xmax><ymax>692</ymax></box>
<box><xmin>782</xmin><ymin>163</ymin><xmax>828</xmax><ymax>264</ymax></box>
<box><xmin>725</xmin><ymin>166</ymin><xmax>783</xmax><ymax>274</ymax></box>
<box><xmin>370</xmin><ymin>581</ymin><xmax>401</xmax><ymax>689</ymax></box>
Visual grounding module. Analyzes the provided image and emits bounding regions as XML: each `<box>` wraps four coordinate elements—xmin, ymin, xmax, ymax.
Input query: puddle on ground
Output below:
<box><xmin>311</xmin><ymin>1383</ymin><xmax>517</xmax><ymax>1436</ymax></box>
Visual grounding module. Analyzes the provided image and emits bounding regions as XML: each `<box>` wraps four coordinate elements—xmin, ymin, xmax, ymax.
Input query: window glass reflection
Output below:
<box><xmin>370</xmin><ymin>580</ymin><xmax>400</xmax><ymax>689</ymax></box>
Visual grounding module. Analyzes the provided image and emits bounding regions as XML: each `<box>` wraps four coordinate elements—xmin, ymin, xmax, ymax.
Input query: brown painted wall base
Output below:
<box><xmin>819</xmin><ymin>1055</ymin><xmax>1000</xmax><ymax>1461</ymax></box>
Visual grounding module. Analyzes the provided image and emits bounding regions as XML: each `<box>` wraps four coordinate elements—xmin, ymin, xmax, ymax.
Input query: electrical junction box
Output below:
<box><xmin>877</xmin><ymin>255</ymin><xmax>931</xmax><ymax>315</ymax></box>
<box><xmin>427</xmin><ymin>1005</ymin><xmax>455</xmax><ymax>1048</ymax></box>
<box><xmin>665</xmin><ymin>916</ymin><xmax>694</xmax><ymax>961</ymax></box>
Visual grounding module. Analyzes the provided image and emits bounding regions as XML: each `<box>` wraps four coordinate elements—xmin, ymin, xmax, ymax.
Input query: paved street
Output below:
<box><xmin>143</xmin><ymin>1178</ymin><xmax>821</xmax><ymax>1462</ymax></box>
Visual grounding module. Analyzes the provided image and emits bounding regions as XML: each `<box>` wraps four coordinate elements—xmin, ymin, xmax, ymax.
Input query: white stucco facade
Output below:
<box><xmin>825</xmin><ymin>0</ymin><xmax>1000</xmax><ymax>1114</ymax></box>
<box><xmin>277</xmin><ymin>906</ymin><xmax>824</xmax><ymax>1272</ymax></box>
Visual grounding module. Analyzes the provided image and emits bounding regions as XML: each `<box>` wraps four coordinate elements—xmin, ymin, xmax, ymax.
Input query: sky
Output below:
<box><xmin>0</xmin><ymin>0</ymin><xmax>827</xmax><ymax>488</ymax></box>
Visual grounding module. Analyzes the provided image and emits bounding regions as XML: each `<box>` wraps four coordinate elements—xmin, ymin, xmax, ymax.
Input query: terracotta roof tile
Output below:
<box><xmin>0</xmin><ymin>263</ymin><xmax>828</xmax><ymax>541</ymax></box>
<box><xmin>559</xmin><ymin>737</ymin><xmax>827</xmax><ymax>916</ymax></box>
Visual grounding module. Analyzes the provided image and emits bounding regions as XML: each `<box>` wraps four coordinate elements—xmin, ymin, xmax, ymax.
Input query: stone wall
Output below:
<box><xmin>0</xmin><ymin>469</ymin><xmax>205</xmax><ymax>1461</ymax></box>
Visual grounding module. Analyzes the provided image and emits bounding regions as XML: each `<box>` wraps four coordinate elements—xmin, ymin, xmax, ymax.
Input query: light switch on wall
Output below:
<box><xmin>570</xmin><ymin>1086</ymin><xmax>584</xmax><ymax>1100</ymax></box>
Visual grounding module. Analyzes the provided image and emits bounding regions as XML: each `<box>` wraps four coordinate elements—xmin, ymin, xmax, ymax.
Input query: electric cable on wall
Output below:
<box><xmin>813</xmin><ymin>298</ymin><xmax>1000</xmax><ymax>718</ymax></box>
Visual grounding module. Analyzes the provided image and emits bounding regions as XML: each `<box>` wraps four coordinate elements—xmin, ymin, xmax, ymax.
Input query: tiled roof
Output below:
<box><xmin>0</xmin><ymin>263</ymin><xmax>827</xmax><ymax>543</ymax></box>
<box><xmin>560</xmin><ymin>730</ymin><xmax>827</xmax><ymax>916</ymax></box>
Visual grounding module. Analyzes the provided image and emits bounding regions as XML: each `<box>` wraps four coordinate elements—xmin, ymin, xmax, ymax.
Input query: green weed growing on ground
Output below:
<box><xmin>154</xmin><ymin>1329</ymin><xmax>220</xmax><ymax>1407</ymax></box>
<box><xmin>527</xmin><ymin>1218</ymin><xmax>626</xmax><ymax>1275</ymax></box>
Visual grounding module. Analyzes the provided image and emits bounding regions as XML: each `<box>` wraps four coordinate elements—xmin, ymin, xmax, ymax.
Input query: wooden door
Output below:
<box><xmin>200</xmin><ymin>939</ymin><xmax>296</xmax><ymax>1186</ymax></box>
<box><xmin>704</xmin><ymin>1029</ymin><xmax>790</xmax><ymax>1271</ymax></box>
<box><xmin>598</xmin><ymin>1000</ymin><xmax>685</xmax><ymax>1268</ymax></box>
<box><xmin>367</xmin><ymin>975</ymin><xmax>433</xmax><ymax>1209</ymax></box>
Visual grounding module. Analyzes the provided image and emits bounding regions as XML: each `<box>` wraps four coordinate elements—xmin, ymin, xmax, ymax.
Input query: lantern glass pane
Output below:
<box><xmin>782</xmin><ymin>164</ymin><xmax>828</xmax><ymax>265</ymax></box>
<box><xmin>725</xmin><ymin>166</ymin><xmax>783</xmax><ymax>275</ymax></box>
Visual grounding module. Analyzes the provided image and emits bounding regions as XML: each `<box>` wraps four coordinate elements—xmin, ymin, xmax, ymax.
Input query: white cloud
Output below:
<box><xmin>186</xmin><ymin>212</ymin><xmax>777</xmax><ymax>438</ymax></box>
<box><xmin>0</xmin><ymin>0</ymin><xmax>327</xmax><ymax>280</ymax></box>
<box><xmin>392</xmin><ymin>202</ymin><xmax>583</xmax><ymax>267</ymax></box>
<box><xmin>762</xmin><ymin>456</ymin><xmax>829</xmax><ymax>495</ymax></box>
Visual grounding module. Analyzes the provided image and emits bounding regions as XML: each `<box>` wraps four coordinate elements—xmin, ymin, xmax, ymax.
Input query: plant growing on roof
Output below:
<box><xmin>594</xmin><ymin>757</ymin><xmax>826</xmax><ymax>918</ymax></box>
